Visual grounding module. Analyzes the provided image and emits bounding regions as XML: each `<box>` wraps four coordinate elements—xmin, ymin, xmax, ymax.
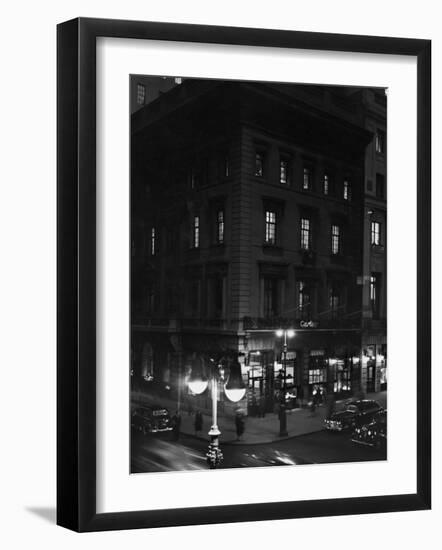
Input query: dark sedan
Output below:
<box><xmin>351</xmin><ymin>409</ymin><xmax>387</xmax><ymax>449</ymax></box>
<box><xmin>131</xmin><ymin>406</ymin><xmax>173</xmax><ymax>434</ymax></box>
<box><xmin>324</xmin><ymin>399</ymin><xmax>383</xmax><ymax>432</ymax></box>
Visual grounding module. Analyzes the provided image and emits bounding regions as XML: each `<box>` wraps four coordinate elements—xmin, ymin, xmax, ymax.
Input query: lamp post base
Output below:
<box><xmin>206</xmin><ymin>433</ymin><xmax>223</xmax><ymax>469</ymax></box>
<box><xmin>206</xmin><ymin>424</ymin><xmax>223</xmax><ymax>468</ymax></box>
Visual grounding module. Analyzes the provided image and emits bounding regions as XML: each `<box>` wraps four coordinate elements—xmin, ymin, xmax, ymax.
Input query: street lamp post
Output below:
<box><xmin>188</xmin><ymin>354</ymin><xmax>246</xmax><ymax>468</ymax></box>
<box><xmin>275</xmin><ymin>329</ymin><xmax>295</xmax><ymax>437</ymax></box>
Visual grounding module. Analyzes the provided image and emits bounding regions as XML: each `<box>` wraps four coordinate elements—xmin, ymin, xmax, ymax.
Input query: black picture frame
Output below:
<box><xmin>57</xmin><ymin>17</ymin><xmax>431</xmax><ymax>532</ymax></box>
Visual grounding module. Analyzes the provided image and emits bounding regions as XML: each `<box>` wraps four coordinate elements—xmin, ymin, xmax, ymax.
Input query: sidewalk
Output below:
<box><xmin>132</xmin><ymin>390</ymin><xmax>387</xmax><ymax>445</ymax></box>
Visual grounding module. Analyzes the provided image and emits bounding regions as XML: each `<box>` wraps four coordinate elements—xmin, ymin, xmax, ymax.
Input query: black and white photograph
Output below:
<box><xmin>130</xmin><ymin>76</ymin><xmax>388</xmax><ymax>473</ymax></box>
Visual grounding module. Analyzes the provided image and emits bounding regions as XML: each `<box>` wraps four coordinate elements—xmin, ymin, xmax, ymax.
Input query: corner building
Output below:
<box><xmin>131</xmin><ymin>79</ymin><xmax>384</xmax><ymax>415</ymax></box>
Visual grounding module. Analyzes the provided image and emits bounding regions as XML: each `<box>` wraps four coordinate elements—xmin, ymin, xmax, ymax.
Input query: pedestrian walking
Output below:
<box><xmin>235</xmin><ymin>410</ymin><xmax>245</xmax><ymax>441</ymax></box>
<box><xmin>172</xmin><ymin>411</ymin><xmax>181</xmax><ymax>441</ymax></box>
<box><xmin>194</xmin><ymin>410</ymin><xmax>203</xmax><ymax>435</ymax></box>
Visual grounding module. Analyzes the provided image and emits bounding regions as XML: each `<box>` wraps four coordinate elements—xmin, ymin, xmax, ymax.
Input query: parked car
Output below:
<box><xmin>351</xmin><ymin>409</ymin><xmax>387</xmax><ymax>449</ymax></box>
<box><xmin>131</xmin><ymin>406</ymin><xmax>173</xmax><ymax>434</ymax></box>
<box><xmin>324</xmin><ymin>399</ymin><xmax>383</xmax><ymax>432</ymax></box>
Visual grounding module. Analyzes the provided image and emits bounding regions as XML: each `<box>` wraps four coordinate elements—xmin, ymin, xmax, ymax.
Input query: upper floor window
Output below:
<box><xmin>303</xmin><ymin>166</ymin><xmax>312</xmax><ymax>190</ymax></box>
<box><xmin>300</xmin><ymin>217</ymin><xmax>312</xmax><ymax>250</ymax></box>
<box><xmin>193</xmin><ymin>216</ymin><xmax>200</xmax><ymax>248</ymax></box>
<box><xmin>343</xmin><ymin>179</ymin><xmax>351</xmax><ymax>201</ymax></box>
<box><xmin>376</xmin><ymin>173</ymin><xmax>385</xmax><ymax>199</ymax></box>
<box><xmin>375</xmin><ymin>130</ymin><xmax>386</xmax><ymax>154</ymax></box>
<box><xmin>189</xmin><ymin>168</ymin><xmax>198</xmax><ymax>189</ymax></box>
<box><xmin>188</xmin><ymin>280</ymin><xmax>200</xmax><ymax>316</ymax></box>
<box><xmin>323</xmin><ymin>174</ymin><xmax>330</xmax><ymax>195</ymax></box>
<box><xmin>263</xmin><ymin>278</ymin><xmax>279</xmax><ymax>317</ymax></box>
<box><xmin>137</xmin><ymin>84</ymin><xmax>146</xmax><ymax>105</ymax></box>
<box><xmin>329</xmin><ymin>284</ymin><xmax>342</xmax><ymax>319</ymax></box>
<box><xmin>265</xmin><ymin>210</ymin><xmax>277</xmax><ymax>245</ymax></box>
<box><xmin>297</xmin><ymin>280</ymin><xmax>311</xmax><ymax>318</ymax></box>
<box><xmin>150</xmin><ymin>227</ymin><xmax>156</xmax><ymax>255</ymax></box>
<box><xmin>370</xmin><ymin>273</ymin><xmax>381</xmax><ymax>319</ymax></box>
<box><xmin>331</xmin><ymin>224</ymin><xmax>342</xmax><ymax>255</ymax></box>
<box><xmin>255</xmin><ymin>152</ymin><xmax>264</xmax><ymax>177</ymax></box>
<box><xmin>210</xmin><ymin>277</ymin><xmax>224</xmax><ymax>318</ymax></box>
<box><xmin>371</xmin><ymin>221</ymin><xmax>381</xmax><ymax>245</ymax></box>
<box><xmin>224</xmin><ymin>156</ymin><xmax>230</xmax><ymax>178</ymax></box>
<box><xmin>216</xmin><ymin>209</ymin><xmax>225</xmax><ymax>244</ymax></box>
<box><xmin>280</xmin><ymin>159</ymin><xmax>289</xmax><ymax>184</ymax></box>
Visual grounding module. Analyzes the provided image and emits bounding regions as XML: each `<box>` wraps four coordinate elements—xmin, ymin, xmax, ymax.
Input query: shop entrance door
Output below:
<box><xmin>366</xmin><ymin>363</ymin><xmax>376</xmax><ymax>393</ymax></box>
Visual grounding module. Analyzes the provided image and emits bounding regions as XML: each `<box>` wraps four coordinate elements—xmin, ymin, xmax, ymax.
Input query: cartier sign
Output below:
<box><xmin>299</xmin><ymin>320</ymin><xmax>319</xmax><ymax>328</ymax></box>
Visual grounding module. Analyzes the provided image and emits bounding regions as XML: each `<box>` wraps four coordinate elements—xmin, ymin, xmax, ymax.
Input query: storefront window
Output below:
<box><xmin>308</xmin><ymin>355</ymin><xmax>327</xmax><ymax>395</ymax></box>
<box><xmin>245</xmin><ymin>350</ymin><xmax>276</xmax><ymax>415</ymax></box>
<box><xmin>331</xmin><ymin>359</ymin><xmax>351</xmax><ymax>393</ymax></box>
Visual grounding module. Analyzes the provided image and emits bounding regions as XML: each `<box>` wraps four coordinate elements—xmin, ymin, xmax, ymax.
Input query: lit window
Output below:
<box><xmin>331</xmin><ymin>224</ymin><xmax>341</xmax><ymax>255</ymax></box>
<box><xmin>146</xmin><ymin>285</ymin><xmax>156</xmax><ymax>313</ymax></box>
<box><xmin>343</xmin><ymin>180</ymin><xmax>351</xmax><ymax>200</ymax></box>
<box><xmin>300</xmin><ymin>218</ymin><xmax>311</xmax><ymax>250</ymax></box>
<box><xmin>309</xmin><ymin>368</ymin><xmax>326</xmax><ymax>384</ymax></box>
<box><xmin>150</xmin><ymin>227</ymin><xmax>156</xmax><ymax>255</ymax></box>
<box><xmin>255</xmin><ymin>153</ymin><xmax>264</xmax><ymax>177</ymax></box>
<box><xmin>193</xmin><ymin>216</ymin><xmax>200</xmax><ymax>248</ymax></box>
<box><xmin>370</xmin><ymin>273</ymin><xmax>380</xmax><ymax>319</ymax></box>
<box><xmin>303</xmin><ymin>167</ymin><xmax>312</xmax><ymax>190</ymax></box>
<box><xmin>280</xmin><ymin>159</ymin><xmax>289</xmax><ymax>184</ymax></box>
<box><xmin>323</xmin><ymin>174</ymin><xmax>329</xmax><ymax>195</ymax></box>
<box><xmin>371</xmin><ymin>221</ymin><xmax>381</xmax><ymax>245</ymax></box>
<box><xmin>375</xmin><ymin>130</ymin><xmax>385</xmax><ymax>154</ymax></box>
<box><xmin>216</xmin><ymin>210</ymin><xmax>224</xmax><ymax>244</ymax></box>
<box><xmin>265</xmin><ymin>210</ymin><xmax>276</xmax><ymax>245</ymax></box>
<box><xmin>137</xmin><ymin>84</ymin><xmax>146</xmax><ymax>105</ymax></box>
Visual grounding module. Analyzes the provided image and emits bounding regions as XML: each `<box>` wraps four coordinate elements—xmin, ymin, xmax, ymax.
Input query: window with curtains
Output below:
<box><xmin>370</xmin><ymin>273</ymin><xmax>381</xmax><ymax>319</ymax></box>
<box><xmin>303</xmin><ymin>166</ymin><xmax>312</xmax><ymax>190</ymax></box>
<box><xmin>255</xmin><ymin>152</ymin><xmax>265</xmax><ymax>177</ymax></box>
<box><xmin>343</xmin><ymin>179</ymin><xmax>351</xmax><ymax>201</ymax></box>
<box><xmin>280</xmin><ymin>158</ymin><xmax>289</xmax><ymax>184</ymax></box>
<box><xmin>331</xmin><ymin>224</ymin><xmax>341</xmax><ymax>255</ymax></box>
<box><xmin>265</xmin><ymin>210</ymin><xmax>277</xmax><ymax>245</ymax></box>
<box><xmin>300</xmin><ymin>217</ymin><xmax>311</xmax><ymax>250</ymax></box>
<box><xmin>192</xmin><ymin>216</ymin><xmax>200</xmax><ymax>248</ymax></box>
<box><xmin>150</xmin><ymin>227</ymin><xmax>156</xmax><ymax>255</ymax></box>
<box><xmin>216</xmin><ymin>209</ymin><xmax>225</xmax><ymax>244</ymax></box>
<box><xmin>371</xmin><ymin>221</ymin><xmax>381</xmax><ymax>245</ymax></box>
<box><xmin>297</xmin><ymin>280</ymin><xmax>312</xmax><ymax>318</ymax></box>
<box><xmin>323</xmin><ymin>173</ymin><xmax>329</xmax><ymax>195</ymax></box>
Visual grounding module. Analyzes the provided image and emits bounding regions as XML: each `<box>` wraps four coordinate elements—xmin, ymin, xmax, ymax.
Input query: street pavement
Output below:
<box><xmin>132</xmin><ymin>390</ymin><xmax>387</xmax><ymax>445</ymax></box>
<box><xmin>131</xmin><ymin>428</ymin><xmax>387</xmax><ymax>473</ymax></box>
